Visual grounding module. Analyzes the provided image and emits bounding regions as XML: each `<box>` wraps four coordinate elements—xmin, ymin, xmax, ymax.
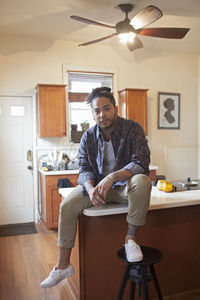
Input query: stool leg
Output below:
<box><xmin>149</xmin><ymin>264</ymin><xmax>163</xmax><ymax>300</ymax></box>
<box><xmin>129</xmin><ymin>282</ymin><xmax>136</xmax><ymax>300</ymax></box>
<box><xmin>142</xmin><ymin>266</ymin><xmax>150</xmax><ymax>300</ymax></box>
<box><xmin>117</xmin><ymin>264</ymin><xmax>132</xmax><ymax>300</ymax></box>
<box><xmin>137</xmin><ymin>283</ymin><xmax>142</xmax><ymax>297</ymax></box>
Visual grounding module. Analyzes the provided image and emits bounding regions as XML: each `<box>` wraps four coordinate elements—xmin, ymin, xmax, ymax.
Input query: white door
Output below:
<box><xmin>0</xmin><ymin>96</ymin><xmax>34</xmax><ymax>225</ymax></box>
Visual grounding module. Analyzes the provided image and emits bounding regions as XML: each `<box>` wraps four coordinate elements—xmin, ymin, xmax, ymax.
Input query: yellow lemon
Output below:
<box><xmin>156</xmin><ymin>180</ymin><xmax>165</xmax><ymax>191</ymax></box>
<box><xmin>163</xmin><ymin>181</ymin><xmax>173</xmax><ymax>192</ymax></box>
<box><xmin>42</xmin><ymin>167</ymin><xmax>48</xmax><ymax>172</ymax></box>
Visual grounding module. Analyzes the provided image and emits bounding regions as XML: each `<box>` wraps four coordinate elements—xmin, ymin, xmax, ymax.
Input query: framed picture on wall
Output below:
<box><xmin>158</xmin><ymin>92</ymin><xmax>180</xmax><ymax>129</ymax></box>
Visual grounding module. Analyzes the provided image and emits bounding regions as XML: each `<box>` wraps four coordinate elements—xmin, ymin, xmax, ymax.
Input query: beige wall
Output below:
<box><xmin>198</xmin><ymin>56</ymin><xmax>200</xmax><ymax>178</ymax></box>
<box><xmin>0</xmin><ymin>34</ymin><xmax>199</xmax><ymax>180</ymax></box>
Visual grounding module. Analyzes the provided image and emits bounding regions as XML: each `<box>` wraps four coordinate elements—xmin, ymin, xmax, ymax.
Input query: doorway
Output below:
<box><xmin>0</xmin><ymin>96</ymin><xmax>34</xmax><ymax>225</ymax></box>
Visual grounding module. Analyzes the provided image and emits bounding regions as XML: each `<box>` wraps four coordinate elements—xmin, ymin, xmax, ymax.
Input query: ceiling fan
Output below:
<box><xmin>70</xmin><ymin>3</ymin><xmax>190</xmax><ymax>51</ymax></box>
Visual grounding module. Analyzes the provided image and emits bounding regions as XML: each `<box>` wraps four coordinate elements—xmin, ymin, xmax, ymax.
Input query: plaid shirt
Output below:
<box><xmin>78</xmin><ymin>116</ymin><xmax>150</xmax><ymax>192</ymax></box>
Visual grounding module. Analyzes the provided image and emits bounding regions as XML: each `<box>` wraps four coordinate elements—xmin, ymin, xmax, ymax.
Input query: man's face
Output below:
<box><xmin>92</xmin><ymin>97</ymin><xmax>118</xmax><ymax>129</ymax></box>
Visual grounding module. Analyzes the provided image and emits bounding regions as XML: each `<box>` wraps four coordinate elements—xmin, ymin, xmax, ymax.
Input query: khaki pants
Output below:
<box><xmin>57</xmin><ymin>174</ymin><xmax>152</xmax><ymax>248</ymax></box>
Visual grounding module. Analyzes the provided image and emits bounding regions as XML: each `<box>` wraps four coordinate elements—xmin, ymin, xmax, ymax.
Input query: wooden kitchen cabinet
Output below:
<box><xmin>118</xmin><ymin>88</ymin><xmax>149</xmax><ymax>135</ymax></box>
<box><xmin>40</xmin><ymin>173</ymin><xmax>78</xmax><ymax>229</ymax></box>
<box><xmin>37</xmin><ymin>84</ymin><xmax>67</xmax><ymax>137</ymax></box>
<box><xmin>150</xmin><ymin>169</ymin><xmax>156</xmax><ymax>181</ymax></box>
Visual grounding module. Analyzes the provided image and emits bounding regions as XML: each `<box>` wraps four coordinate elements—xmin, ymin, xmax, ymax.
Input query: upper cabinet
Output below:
<box><xmin>37</xmin><ymin>84</ymin><xmax>67</xmax><ymax>137</ymax></box>
<box><xmin>118</xmin><ymin>88</ymin><xmax>148</xmax><ymax>135</ymax></box>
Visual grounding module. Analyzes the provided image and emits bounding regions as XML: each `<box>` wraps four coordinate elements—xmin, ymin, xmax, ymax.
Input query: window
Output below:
<box><xmin>67</xmin><ymin>71</ymin><xmax>113</xmax><ymax>143</ymax></box>
<box><xmin>10</xmin><ymin>106</ymin><xmax>25</xmax><ymax>117</ymax></box>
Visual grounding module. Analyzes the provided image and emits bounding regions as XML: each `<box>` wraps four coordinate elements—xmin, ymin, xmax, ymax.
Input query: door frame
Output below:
<box><xmin>0</xmin><ymin>93</ymin><xmax>37</xmax><ymax>223</ymax></box>
<box><xmin>32</xmin><ymin>93</ymin><xmax>40</xmax><ymax>223</ymax></box>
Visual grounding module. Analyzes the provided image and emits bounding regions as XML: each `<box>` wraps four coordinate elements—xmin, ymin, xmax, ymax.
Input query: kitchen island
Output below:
<box><xmin>39</xmin><ymin>166</ymin><xmax>158</xmax><ymax>229</ymax></box>
<box><xmin>59</xmin><ymin>186</ymin><xmax>200</xmax><ymax>300</ymax></box>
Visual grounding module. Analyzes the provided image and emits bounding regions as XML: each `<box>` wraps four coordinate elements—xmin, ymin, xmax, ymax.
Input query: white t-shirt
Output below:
<box><xmin>103</xmin><ymin>140</ymin><xmax>115</xmax><ymax>175</ymax></box>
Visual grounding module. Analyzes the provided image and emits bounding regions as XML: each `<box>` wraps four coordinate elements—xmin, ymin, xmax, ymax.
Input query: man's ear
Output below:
<box><xmin>115</xmin><ymin>105</ymin><xmax>118</xmax><ymax>114</ymax></box>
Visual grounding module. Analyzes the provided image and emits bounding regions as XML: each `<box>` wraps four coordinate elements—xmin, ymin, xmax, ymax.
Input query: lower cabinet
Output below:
<box><xmin>40</xmin><ymin>173</ymin><xmax>78</xmax><ymax>229</ymax></box>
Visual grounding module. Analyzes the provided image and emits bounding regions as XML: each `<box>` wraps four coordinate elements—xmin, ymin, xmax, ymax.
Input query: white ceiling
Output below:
<box><xmin>1</xmin><ymin>0</ymin><xmax>200</xmax><ymax>53</ymax></box>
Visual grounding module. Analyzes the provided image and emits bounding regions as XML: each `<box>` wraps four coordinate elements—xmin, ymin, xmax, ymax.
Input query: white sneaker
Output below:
<box><xmin>125</xmin><ymin>240</ymin><xmax>143</xmax><ymax>262</ymax></box>
<box><xmin>40</xmin><ymin>264</ymin><xmax>74</xmax><ymax>288</ymax></box>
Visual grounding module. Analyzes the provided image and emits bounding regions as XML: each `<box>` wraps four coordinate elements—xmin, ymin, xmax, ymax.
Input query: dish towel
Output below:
<box><xmin>57</xmin><ymin>178</ymin><xmax>73</xmax><ymax>188</ymax></box>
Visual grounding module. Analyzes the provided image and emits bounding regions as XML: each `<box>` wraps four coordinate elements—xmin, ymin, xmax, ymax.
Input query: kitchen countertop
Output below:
<box><xmin>59</xmin><ymin>186</ymin><xmax>200</xmax><ymax>216</ymax></box>
<box><xmin>149</xmin><ymin>165</ymin><xmax>158</xmax><ymax>171</ymax></box>
<box><xmin>39</xmin><ymin>165</ymin><xmax>158</xmax><ymax>176</ymax></box>
<box><xmin>39</xmin><ymin>169</ymin><xmax>79</xmax><ymax>175</ymax></box>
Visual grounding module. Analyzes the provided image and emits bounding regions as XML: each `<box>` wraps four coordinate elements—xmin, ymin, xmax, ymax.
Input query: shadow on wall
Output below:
<box><xmin>0</xmin><ymin>9</ymin><xmax>76</xmax><ymax>55</ymax></box>
<box><xmin>0</xmin><ymin>6</ymin><xmax>115</xmax><ymax>56</ymax></box>
<box><xmin>0</xmin><ymin>34</ymin><xmax>55</xmax><ymax>56</ymax></box>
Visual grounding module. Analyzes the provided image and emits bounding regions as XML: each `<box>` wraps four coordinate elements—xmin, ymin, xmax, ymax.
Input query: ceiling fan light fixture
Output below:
<box><xmin>118</xmin><ymin>32</ymin><xmax>136</xmax><ymax>44</ymax></box>
<box><xmin>130</xmin><ymin>18</ymin><xmax>144</xmax><ymax>30</ymax></box>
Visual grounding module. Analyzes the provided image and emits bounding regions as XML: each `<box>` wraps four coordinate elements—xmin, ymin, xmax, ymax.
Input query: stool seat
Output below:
<box><xmin>117</xmin><ymin>246</ymin><xmax>163</xmax><ymax>300</ymax></box>
<box><xmin>117</xmin><ymin>246</ymin><xmax>162</xmax><ymax>265</ymax></box>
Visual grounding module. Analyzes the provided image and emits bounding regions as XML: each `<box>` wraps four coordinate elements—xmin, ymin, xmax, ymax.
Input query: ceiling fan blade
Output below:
<box><xmin>127</xmin><ymin>36</ymin><xmax>143</xmax><ymax>52</ymax></box>
<box><xmin>79</xmin><ymin>33</ymin><xmax>117</xmax><ymax>46</ymax></box>
<box><xmin>139</xmin><ymin>27</ymin><xmax>190</xmax><ymax>39</ymax></box>
<box><xmin>70</xmin><ymin>15</ymin><xmax>115</xmax><ymax>29</ymax></box>
<box><xmin>130</xmin><ymin>5</ymin><xmax>163</xmax><ymax>30</ymax></box>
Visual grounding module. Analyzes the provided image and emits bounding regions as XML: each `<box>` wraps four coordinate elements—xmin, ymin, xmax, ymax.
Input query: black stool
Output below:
<box><xmin>117</xmin><ymin>246</ymin><xmax>163</xmax><ymax>300</ymax></box>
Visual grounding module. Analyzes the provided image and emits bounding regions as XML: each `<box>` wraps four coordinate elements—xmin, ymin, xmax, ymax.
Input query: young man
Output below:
<box><xmin>40</xmin><ymin>87</ymin><xmax>152</xmax><ymax>288</ymax></box>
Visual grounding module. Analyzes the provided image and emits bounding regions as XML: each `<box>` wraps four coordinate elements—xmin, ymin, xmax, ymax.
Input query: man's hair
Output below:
<box><xmin>86</xmin><ymin>87</ymin><xmax>116</xmax><ymax>107</ymax></box>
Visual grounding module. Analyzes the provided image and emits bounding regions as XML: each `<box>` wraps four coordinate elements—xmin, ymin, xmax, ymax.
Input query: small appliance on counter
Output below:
<box><xmin>172</xmin><ymin>177</ymin><xmax>200</xmax><ymax>192</ymax></box>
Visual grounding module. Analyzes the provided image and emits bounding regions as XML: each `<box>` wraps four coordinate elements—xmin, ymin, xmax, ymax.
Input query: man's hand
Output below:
<box><xmin>84</xmin><ymin>177</ymin><xmax>113</xmax><ymax>206</ymax></box>
<box><xmin>84</xmin><ymin>180</ymin><xmax>105</xmax><ymax>206</ymax></box>
<box><xmin>88</xmin><ymin>186</ymin><xmax>106</xmax><ymax>207</ymax></box>
<box><xmin>95</xmin><ymin>176</ymin><xmax>113</xmax><ymax>201</ymax></box>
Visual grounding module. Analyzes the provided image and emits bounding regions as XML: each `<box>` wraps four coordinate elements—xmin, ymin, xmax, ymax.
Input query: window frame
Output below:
<box><xmin>62</xmin><ymin>64</ymin><xmax>118</xmax><ymax>143</ymax></box>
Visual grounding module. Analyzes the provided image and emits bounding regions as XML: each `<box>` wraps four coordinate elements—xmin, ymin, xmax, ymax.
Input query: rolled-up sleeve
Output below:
<box><xmin>122</xmin><ymin>123</ymin><xmax>150</xmax><ymax>176</ymax></box>
<box><xmin>78</xmin><ymin>171</ymin><xmax>95</xmax><ymax>186</ymax></box>
<box><xmin>123</xmin><ymin>162</ymin><xmax>145</xmax><ymax>175</ymax></box>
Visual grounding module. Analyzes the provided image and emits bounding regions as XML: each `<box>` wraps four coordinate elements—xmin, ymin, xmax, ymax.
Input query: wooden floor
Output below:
<box><xmin>0</xmin><ymin>222</ymin><xmax>199</xmax><ymax>300</ymax></box>
<box><xmin>0</xmin><ymin>223</ymin><xmax>73</xmax><ymax>300</ymax></box>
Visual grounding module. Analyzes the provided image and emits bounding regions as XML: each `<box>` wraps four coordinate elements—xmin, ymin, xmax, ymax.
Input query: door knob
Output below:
<box><xmin>27</xmin><ymin>165</ymin><xmax>33</xmax><ymax>170</ymax></box>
